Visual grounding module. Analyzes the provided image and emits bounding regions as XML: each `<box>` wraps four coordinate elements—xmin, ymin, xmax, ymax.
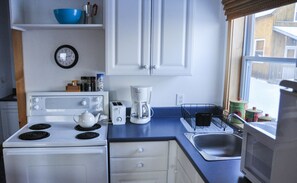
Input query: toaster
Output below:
<box><xmin>110</xmin><ymin>101</ymin><xmax>126</xmax><ymax>125</ymax></box>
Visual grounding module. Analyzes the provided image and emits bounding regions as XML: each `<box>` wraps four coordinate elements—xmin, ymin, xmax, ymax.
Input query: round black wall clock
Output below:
<box><xmin>54</xmin><ymin>45</ymin><xmax>79</xmax><ymax>69</ymax></box>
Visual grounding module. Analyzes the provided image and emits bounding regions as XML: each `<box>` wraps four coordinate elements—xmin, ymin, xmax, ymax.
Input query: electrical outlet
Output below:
<box><xmin>176</xmin><ymin>94</ymin><xmax>184</xmax><ymax>106</ymax></box>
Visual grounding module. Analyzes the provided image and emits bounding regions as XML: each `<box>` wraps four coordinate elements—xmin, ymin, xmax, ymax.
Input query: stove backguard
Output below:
<box><xmin>26</xmin><ymin>92</ymin><xmax>109</xmax><ymax>122</ymax></box>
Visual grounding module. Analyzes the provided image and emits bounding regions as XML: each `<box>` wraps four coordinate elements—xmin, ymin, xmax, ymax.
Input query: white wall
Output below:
<box><xmin>23</xmin><ymin>0</ymin><xmax>227</xmax><ymax>107</ymax></box>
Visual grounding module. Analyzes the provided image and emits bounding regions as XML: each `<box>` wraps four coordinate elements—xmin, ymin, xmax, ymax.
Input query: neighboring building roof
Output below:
<box><xmin>255</xmin><ymin>9</ymin><xmax>275</xmax><ymax>18</ymax></box>
<box><xmin>273</xmin><ymin>26</ymin><xmax>297</xmax><ymax>40</ymax></box>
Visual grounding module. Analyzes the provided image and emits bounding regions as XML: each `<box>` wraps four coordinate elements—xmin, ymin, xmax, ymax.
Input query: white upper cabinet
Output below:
<box><xmin>9</xmin><ymin>0</ymin><xmax>104</xmax><ymax>31</ymax></box>
<box><xmin>105</xmin><ymin>0</ymin><xmax>151</xmax><ymax>75</ymax></box>
<box><xmin>105</xmin><ymin>0</ymin><xmax>193</xmax><ymax>76</ymax></box>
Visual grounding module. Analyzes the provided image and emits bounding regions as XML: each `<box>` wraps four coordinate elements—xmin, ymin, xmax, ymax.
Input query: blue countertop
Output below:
<box><xmin>108</xmin><ymin>108</ymin><xmax>251</xmax><ymax>183</ymax></box>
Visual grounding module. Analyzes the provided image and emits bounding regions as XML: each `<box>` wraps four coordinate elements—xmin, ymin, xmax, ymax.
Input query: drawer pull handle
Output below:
<box><xmin>137</xmin><ymin>162</ymin><xmax>144</xmax><ymax>168</ymax></box>
<box><xmin>137</xmin><ymin>147</ymin><xmax>144</xmax><ymax>153</ymax></box>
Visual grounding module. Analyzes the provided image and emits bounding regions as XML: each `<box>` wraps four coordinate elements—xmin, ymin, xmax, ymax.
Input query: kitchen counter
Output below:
<box><xmin>108</xmin><ymin>107</ymin><xmax>251</xmax><ymax>183</ymax></box>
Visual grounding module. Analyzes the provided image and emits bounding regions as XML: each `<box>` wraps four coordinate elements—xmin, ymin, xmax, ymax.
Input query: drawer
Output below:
<box><xmin>110</xmin><ymin>171</ymin><xmax>167</xmax><ymax>183</ymax></box>
<box><xmin>110</xmin><ymin>156</ymin><xmax>168</xmax><ymax>173</ymax></box>
<box><xmin>110</xmin><ymin>141</ymin><xmax>168</xmax><ymax>158</ymax></box>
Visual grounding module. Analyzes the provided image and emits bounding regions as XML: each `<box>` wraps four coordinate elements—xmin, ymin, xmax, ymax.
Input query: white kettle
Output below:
<box><xmin>73</xmin><ymin>110</ymin><xmax>100</xmax><ymax>128</ymax></box>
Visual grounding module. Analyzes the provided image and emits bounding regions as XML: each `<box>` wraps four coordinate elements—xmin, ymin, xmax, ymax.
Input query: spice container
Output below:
<box><xmin>245</xmin><ymin>107</ymin><xmax>263</xmax><ymax>122</ymax></box>
<box><xmin>80</xmin><ymin>76</ymin><xmax>87</xmax><ymax>91</ymax></box>
<box><xmin>229</xmin><ymin>98</ymin><xmax>248</xmax><ymax>124</ymax></box>
<box><xmin>90</xmin><ymin>76</ymin><xmax>96</xmax><ymax>91</ymax></box>
<box><xmin>258</xmin><ymin>113</ymin><xmax>273</xmax><ymax>122</ymax></box>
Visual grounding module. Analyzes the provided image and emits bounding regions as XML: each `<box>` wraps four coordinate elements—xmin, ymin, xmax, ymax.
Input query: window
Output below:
<box><xmin>241</xmin><ymin>3</ymin><xmax>297</xmax><ymax>120</ymax></box>
<box><xmin>254</xmin><ymin>39</ymin><xmax>265</xmax><ymax>56</ymax></box>
<box><xmin>285</xmin><ymin>46</ymin><xmax>297</xmax><ymax>58</ymax></box>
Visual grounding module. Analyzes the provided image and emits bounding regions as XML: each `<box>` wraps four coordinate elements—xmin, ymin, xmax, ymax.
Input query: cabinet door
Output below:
<box><xmin>1</xmin><ymin>108</ymin><xmax>19</xmax><ymax>140</ymax></box>
<box><xmin>106</xmin><ymin>0</ymin><xmax>151</xmax><ymax>75</ymax></box>
<box><xmin>151</xmin><ymin>0</ymin><xmax>193</xmax><ymax>76</ymax></box>
<box><xmin>177</xmin><ymin>145</ymin><xmax>205</xmax><ymax>183</ymax></box>
<box><xmin>176</xmin><ymin>160</ymin><xmax>192</xmax><ymax>183</ymax></box>
<box><xmin>110</xmin><ymin>171</ymin><xmax>167</xmax><ymax>183</ymax></box>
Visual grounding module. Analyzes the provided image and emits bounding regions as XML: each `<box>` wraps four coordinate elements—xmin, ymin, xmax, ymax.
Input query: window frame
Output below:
<box><xmin>240</xmin><ymin>15</ymin><xmax>297</xmax><ymax>102</ymax></box>
<box><xmin>293</xmin><ymin>3</ymin><xmax>297</xmax><ymax>22</ymax></box>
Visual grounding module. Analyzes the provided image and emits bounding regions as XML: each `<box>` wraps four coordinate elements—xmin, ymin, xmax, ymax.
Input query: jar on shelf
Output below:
<box><xmin>90</xmin><ymin>76</ymin><xmax>96</xmax><ymax>91</ymax></box>
<box><xmin>96</xmin><ymin>73</ymin><xmax>104</xmax><ymax>91</ymax></box>
<box><xmin>80</xmin><ymin>76</ymin><xmax>87</xmax><ymax>91</ymax></box>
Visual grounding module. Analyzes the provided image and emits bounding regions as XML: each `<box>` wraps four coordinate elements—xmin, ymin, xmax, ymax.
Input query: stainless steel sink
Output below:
<box><xmin>185</xmin><ymin>133</ymin><xmax>242</xmax><ymax>161</ymax></box>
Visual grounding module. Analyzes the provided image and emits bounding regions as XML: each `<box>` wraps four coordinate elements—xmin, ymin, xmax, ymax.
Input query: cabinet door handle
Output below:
<box><xmin>136</xmin><ymin>162</ymin><xmax>144</xmax><ymax>168</ymax></box>
<box><xmin>140</xmin><ymin>65</ymin><xmax>149</xmax><ymax>70</ymax></box>
<box><xmin>137</xmin><ymin>147</ymin><xmax>144</xmax><ymax>153</ymax></box>
<box><xmin>151</xmin><ymin>65</ymin><xmax>159</xmax><ymax>70</ymax></box>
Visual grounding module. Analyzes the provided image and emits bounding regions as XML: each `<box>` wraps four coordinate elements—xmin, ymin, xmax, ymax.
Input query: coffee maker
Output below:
<box><xmin>130</xmin><ymin>86</ymin><xmax>152</xmax><ymax>124</ymax></box>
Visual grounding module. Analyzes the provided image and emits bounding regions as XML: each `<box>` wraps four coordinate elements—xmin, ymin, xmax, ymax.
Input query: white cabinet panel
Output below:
<box><xmin>106</xmin><ymin>0</ymin><xmax>193</xmax><ymax>76</ymax></box>
<box><xmin>177</xmin><ymin>145</ymin><xmax>205</xmax><ymax>183</ymax></box>
<box><xmin>151</xmin><ymin>0</ymin><xmax>193</xmax><ymax>75</ymax></box>
<box><xmin>176</xmin><ymin>160</ymin><xmax>192</xmax><ymax>183</ymax></box>
<box><xmin>110</xmin><ymin>156</ymin><xmax>167</xmax><ymax>173</ymax></box>
<box><xmin>110</xmin><ymin>141</ymin><xmax>168</xmax><ymax>158</ymax></box>
<box><xmin>106</xmin><ymin>0</ymin><xmax>151</xmax><ymax>75</ymax></box>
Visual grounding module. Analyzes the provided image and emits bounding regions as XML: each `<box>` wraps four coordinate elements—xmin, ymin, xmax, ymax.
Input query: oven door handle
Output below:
<box><xmin>4</xmin><ymin>147</ymin><xmax>106</xmax><ymax>155</ymax></box>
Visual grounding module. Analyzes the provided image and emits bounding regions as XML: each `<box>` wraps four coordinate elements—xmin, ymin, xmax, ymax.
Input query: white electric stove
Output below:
<box><xmin>3</xmin><ymin>92</ymin><xmax>109</xmax><ymax>183</ymax></box>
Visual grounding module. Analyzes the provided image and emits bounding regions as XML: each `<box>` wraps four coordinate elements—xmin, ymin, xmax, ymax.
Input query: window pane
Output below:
<box><xmin>248</xmin><ymin>61</ymin><xmax>295</xmax><ymax>119</ymax></box>
<box><xmin>253</xmin><ymin>3</ymin><xmax>297</xmax><ymax>58</ymax></box>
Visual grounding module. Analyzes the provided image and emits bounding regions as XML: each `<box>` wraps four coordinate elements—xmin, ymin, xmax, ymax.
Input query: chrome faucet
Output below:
<box><xmin>227</xmin><ymin>113</ymin><xmax>248</xmax><ymax>125</ymax></box>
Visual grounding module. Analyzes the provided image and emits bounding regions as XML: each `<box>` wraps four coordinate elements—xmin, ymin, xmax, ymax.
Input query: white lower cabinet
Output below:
<box><xmin>176</xmin><ymin>160</ymin><xmax>192</xmax><ymax>183</ymax></box>
<box><xmin>109</xmin><ymin>141</ymin><xmax>169</xmax><ymax>183</ymax></box>
<box><xmin>176</xmin><ymin>142</ymin><xmax>205</xmax><ymax>183</ymax></box>
<box><xmin>109</xmin><ymin>140</ymin><xmax>204</xmax><ymax>183</ymax></box>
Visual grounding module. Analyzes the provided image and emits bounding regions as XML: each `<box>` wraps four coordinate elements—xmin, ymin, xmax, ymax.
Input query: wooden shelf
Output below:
<box><xmin>11</xmin><ymin>24</ymin><xmax>104</xmax><ymax>31</ymax></box>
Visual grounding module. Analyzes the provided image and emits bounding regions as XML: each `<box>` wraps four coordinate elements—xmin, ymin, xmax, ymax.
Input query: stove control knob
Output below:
<box><xmin>116</xmin><ymin>117</ymin><xmax>122</xmax><ymax>122</ymax></box>
<box><xmin>33</xmin><ymin>105</ymin><xmax>39</xmax><ymax>110</ymax></box>
<box><xmin>81</xmin><ymin>100</ymin><xmax>87</xmax><ymax>106</ymax></box>
<box><xmin>94</xmin><ymin>96</ymin><xmax>102</xmax><ymax>103</ymax></box>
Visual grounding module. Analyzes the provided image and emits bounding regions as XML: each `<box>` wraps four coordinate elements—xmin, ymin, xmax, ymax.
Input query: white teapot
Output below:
<box><xmin>73</xmin><ymin>110</ymin><xmax>100</xmax><ymax>128</ymax></box>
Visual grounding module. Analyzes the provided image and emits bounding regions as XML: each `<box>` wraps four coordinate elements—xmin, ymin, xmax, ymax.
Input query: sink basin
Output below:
<box><xmin>185</xmin><ymin>133</ymin><xmax>242</xmax><ymax>161</ymax></box>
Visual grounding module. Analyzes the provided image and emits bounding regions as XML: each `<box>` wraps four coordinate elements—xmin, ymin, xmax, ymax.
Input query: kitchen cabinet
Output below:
<box><xmin>105</xmin><ymin>0</ymin><xmax>193</xmax><ymax>76</ymax></box>
<box><xmin>0</xmin><ymin>101</ymin><xmax>19</xmax><ymax>142</ymax></box>
<box><xmin>9</xmin><ymin>0</ymin><xmax>104</xmax><ymax>31</ymax></box>
<box><xmin>109</xmin><ymin>141</ymin><xmax>169</xmax><ymax>183</ymax></box>
<box><xmin>176</xmin><ymin>142</ymin><xmax>205</xmax><ymax>183</ymax></box>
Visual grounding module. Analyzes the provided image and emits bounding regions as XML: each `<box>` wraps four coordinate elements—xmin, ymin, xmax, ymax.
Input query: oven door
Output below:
<box><xmin>3</xmin><ymin>146</ymin><xmax>108</xmax><ymax>183</ymax></box>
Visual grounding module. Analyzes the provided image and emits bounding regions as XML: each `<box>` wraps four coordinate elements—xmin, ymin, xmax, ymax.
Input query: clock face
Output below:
<box><xmin>54</xmin><ymin>45</ymin><xmax>78</xmax><ymax>69</ymax></box>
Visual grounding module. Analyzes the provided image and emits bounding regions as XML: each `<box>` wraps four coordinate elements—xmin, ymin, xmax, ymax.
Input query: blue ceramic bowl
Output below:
<box><xmin>54</xmin><ymin>9</ymin><xmax>82</xmax><ymax>24</ymax></box>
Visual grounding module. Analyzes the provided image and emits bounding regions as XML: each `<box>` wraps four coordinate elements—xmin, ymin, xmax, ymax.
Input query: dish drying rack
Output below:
<box><xmin>181</xmin><ymin>104</ymin><xmax>232</xmax><ymax>133</ymax></box>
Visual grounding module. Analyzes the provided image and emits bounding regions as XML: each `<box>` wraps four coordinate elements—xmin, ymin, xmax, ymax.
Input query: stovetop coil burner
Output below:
<box><xmin>76</xmin><ymin>132</ymin><xmax>99</xmax><ymax>139</ymax></box>
<box><xmin>19</xmin><ymin>131</ymin><xmax>50</xmax><ymax>140</ymax></box>
<box><xmin>75</xmin><ymin>124</ymin><xmax>101</xmax><ymax>131</ymax></box>
<box><xmin>29</xmin><ymin>123</ymin><xmax>51</xmax><ymax>130</ymax></box>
